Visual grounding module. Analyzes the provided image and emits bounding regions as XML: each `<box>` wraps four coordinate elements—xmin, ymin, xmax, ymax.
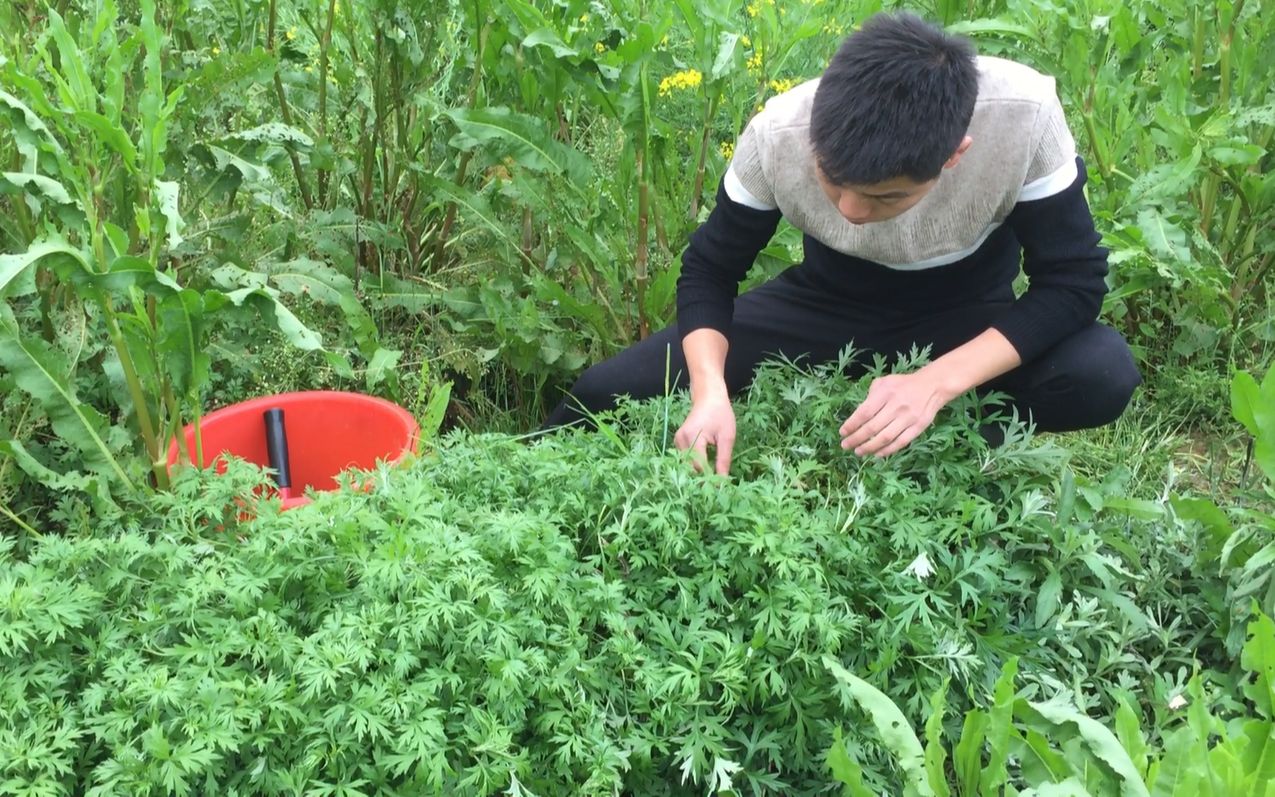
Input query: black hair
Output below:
<box><xmin>810</xmin><ymin>12</ymin><xmax>978</xmax><ymax>185</ymax></box>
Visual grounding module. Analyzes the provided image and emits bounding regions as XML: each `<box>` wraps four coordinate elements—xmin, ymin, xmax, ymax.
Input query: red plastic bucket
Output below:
<box><xmin>166</xmin><ymin>391</ymin><xmax>420</xmax><ymax>510</ymax></box>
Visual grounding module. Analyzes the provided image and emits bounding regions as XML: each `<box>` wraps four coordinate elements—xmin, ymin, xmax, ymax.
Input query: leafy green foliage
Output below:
<box><xmin>0</xmin><ymin>358</ymin><xmax>1236</xmax><ymax>795</ymax></box>
<box><xmin>828</xmin><ymin>611</ymin><xmax>1275</xmax><ymax>795</ymax></box>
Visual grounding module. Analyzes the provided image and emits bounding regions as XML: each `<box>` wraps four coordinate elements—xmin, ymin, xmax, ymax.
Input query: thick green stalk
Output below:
<box><xmin>1201</xmin><ymin>0</ymin><xmax>1246</xmax><ymax>238</ymax></box>
<box><xmin>102</xmin><ymin>307</ymin><xmax>166</xmax><ymax>489</ymax></box>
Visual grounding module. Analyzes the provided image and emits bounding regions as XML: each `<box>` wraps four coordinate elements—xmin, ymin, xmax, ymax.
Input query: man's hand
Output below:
<box><xmin>675</xmin><ymin>396</ymin><xmax>736</xmax><ymax>475</ymax></box>
<box><xmin>839</xmin><ymin>371</ymin><xmax>954</xmax><ymax>457</ymax></box>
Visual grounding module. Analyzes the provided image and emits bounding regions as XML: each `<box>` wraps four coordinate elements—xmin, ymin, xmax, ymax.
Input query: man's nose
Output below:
<box><xmin>838</xmin><ymin>192</ymin><xmax>872</xmax><ymax>222</ymax></box>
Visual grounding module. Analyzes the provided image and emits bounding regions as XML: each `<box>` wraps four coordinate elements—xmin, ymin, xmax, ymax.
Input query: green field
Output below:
<box><xmin>1</xmin><ymin>0</ymin><xmax>1273</xmax><ymax>794</ymax></box>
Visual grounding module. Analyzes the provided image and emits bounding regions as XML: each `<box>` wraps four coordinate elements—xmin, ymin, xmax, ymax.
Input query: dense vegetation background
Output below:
<box><xmin>0</xmin><ymin>0</ymin><xmax>1273</xmax><ymax>794</ymax></box>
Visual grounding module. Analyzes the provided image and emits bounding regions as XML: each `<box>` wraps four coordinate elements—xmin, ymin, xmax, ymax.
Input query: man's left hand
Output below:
<box><xmin>839</xmin><ymin>371</ymin><xmax>954</xmax><ymax>457</ymax></box>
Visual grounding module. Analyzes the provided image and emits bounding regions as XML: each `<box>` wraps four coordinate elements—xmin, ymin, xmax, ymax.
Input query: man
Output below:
<box><xmin>543</xmin><ymin>12</ymin><xmax>1140</xmax><ymax>475</ymax></box>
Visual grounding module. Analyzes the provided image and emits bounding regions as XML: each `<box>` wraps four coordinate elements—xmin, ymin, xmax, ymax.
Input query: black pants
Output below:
<box><xmin>543</xmin><ymin>264</ymin><xmax>1141</xmax><ymax>432</ymax></box>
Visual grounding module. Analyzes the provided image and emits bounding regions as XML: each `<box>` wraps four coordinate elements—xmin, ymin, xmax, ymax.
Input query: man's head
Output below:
<box><xmin>810</xmin><ymin>12</ymin><xmax>978</xmax><ymax>223</ymax></box>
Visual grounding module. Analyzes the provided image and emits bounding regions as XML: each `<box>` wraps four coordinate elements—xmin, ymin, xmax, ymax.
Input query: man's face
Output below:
<box><xmin>814</xmin><ymin>135</ymin><xmax>973</xmax><ymax>225</ymax></box>
<box><xmin>814</xmin><ymin>167</ymin><xmax>937</xmax><ymax>225</ymax></box>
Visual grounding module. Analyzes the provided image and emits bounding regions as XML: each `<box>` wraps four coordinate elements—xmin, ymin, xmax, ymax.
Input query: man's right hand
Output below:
<box><xmin>674</xmin><ymin>396</ymin><xmax>736</xmax><ymax>476</ymax></box>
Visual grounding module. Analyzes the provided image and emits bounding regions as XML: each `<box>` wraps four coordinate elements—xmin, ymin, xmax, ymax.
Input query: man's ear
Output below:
<box><xmin>943</xmin><ymin>136</ymin><xmax>974</xmax><ymax>169</ymax></box>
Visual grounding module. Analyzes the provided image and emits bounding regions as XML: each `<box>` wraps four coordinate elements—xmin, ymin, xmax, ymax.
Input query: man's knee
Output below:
<box><xmin>1059</xmin><ymin>325</ymin><xmax>1142</xmax><ymax>428</ymax></box>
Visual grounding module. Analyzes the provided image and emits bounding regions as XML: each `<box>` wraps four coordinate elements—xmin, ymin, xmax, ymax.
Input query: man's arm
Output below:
<box><xmin>674</xmin><ymin>179</ymin><xmax>781</xmax><ymax>473</ymax></box>
<box><xmin>841</xmin><ymin>157</ymin><xmax>1109</xmax><ymax>456</ymax></box>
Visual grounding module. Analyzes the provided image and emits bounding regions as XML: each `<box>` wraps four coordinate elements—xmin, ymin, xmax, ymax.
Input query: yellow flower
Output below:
<box><xmin>659</xmin><ymin>34</ymin><xmax>669</xmax><ymax>47</ymax></box>
<box><xmin>719</xmin><ymin>141</ymin><xmax>734</xmax><ymax>160</ymax></box>
<box><xmin>212</xmin><ymin>45</ymin><xmax>221</xmax><ymax>56</ymax></box>
<box><xmin>746</xmin><ymin>2</ymin><xmax>759</xmax><ymax>16</ymax></box>
<box><xmin>579</xmin><ymin>13</ymin><xmax>589</xmax><ymax>22</ymax></box>
<box><xmin>594</xmin><ymin>41</ymin><xmax>606</xmax><ymax>54</ymax></box>
<box><xmin>768</xmin><ymin>77</ymin><xmax>796</xmax><ymax>94</ymax></box>
<box><xmin>657</xmin><ymin>68</ymin><xmax>702</xmax><ymax>97</ymax></box>
<box><xmin>740</xmin><ymin>35</ymin><xmax>751</xmax><ymax>48</ymax></box>
<box><xmin>286</xmin><ymin>27</ymin><xmax>297</xmax><ymax>41</ymax></box>
<box><xmin>746</xmin><ymin>53</ymin><xmax>763</xmax><ymax>74</ymax></box>
<box><xmin>756</xmin><ymin>103</ymin><xmax>765</xmax><ymax>113</ymax></box>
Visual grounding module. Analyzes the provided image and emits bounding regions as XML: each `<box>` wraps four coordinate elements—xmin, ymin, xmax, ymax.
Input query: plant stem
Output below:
<box><xmin>316</xmin><ymin>0</ymin><xmax>338</xmax><ymax>204</ymax></box>
<box><xmin>635</xmin><ymin>144</ymin><xmax>650</xmax><ymax>341</ymax></box>
<box><xmin>688</xmin><ymin>91</ymin><xmax>719</xmax><ymax>221</ymax></box>
<box><xmin>103</xmin><ymin>307</ymin><xmax>166</xmax><ymax>489</ymax></box>
<box><xmin>434</xmin><ymin>1</ymin><xmax>486</xmax><ymax>269</ymax></box>
<box><xmin>267</xmin><ymin>0</ymin><xmax>313</xmax><ymax>211</ymax></box>
<box><xmin>0</xmin><ymin>501</ymin><xmax>41</xmax><ymax>538</ymax></box>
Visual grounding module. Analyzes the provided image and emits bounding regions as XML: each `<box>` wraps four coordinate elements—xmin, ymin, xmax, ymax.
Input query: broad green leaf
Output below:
<box><xmin>1209</xmin><ymin>143</ymin><xmax>1265</xmax><ymax>167</ymax></box>
<box><xmin>1170</xmin><ymin>497</ymin><xmax>1234</xmax><ymax>558</ymax></box>
<box><xmin>157</xmin><ymin>289</ymin><xmax>209</xmax><ymax>399</ymax></box>
<box><xmin>1239</xmin><ymin>720</ymin><xmax>1275</xmax><ymax>788</ymax></box>
<box><xmin>230</xmin><ymin>122</ymin><xmax>315</xmax><ymax>149</ymax></box>
<box><xmin>0</xmin><ymin>438</ymin><xmax>115</xmax><ymax>506</ymax></box>
<box><xmin>1136</xmin><ymin>209</ymin><xmax>1191</xmax><ymax>264</ymax></box>
<box><xmin>418</xmin><ymin>381</ymin><xmax>452</xmax><ymax>441</ymax></box>
<box><xmin>154</xmin><ymin>180</ymin><xmax>184</xmax><ymax>248</ymax></box>
<box><xmin>46</xmin><ymin>8</ymin><xmax>96</xmax><ymax>112</ymax></box>
<box><xmin>982</xmin><ymin>658</ymin><xmax>1020</xmax><ymax>793</ymax></box>
<box><xmin>1</xmin><ymin>172</ymin><xmax>79</xmax><ymax>207</ymax></box>
<box><xmin>0</xmin><ymin>318</ymin><xmax>132</xmax><ymax>487</ymax></box>
<box><xmin>711</xmin><ymin>33</ymin><xmax>740</xmax><ymax>82</ymax></box>
<box><xmin>446</xmin><ymin>107</ymin><xmax>592</xmax><ymax>183</ymax></box>
<box><xmin>0</xmin><ymin>89</ymin><xmax>64</xmax><ymax>171</ymax></box>
<box><xmin>1014</xmin><ymin>727</ymin><xmax>1073</xmax><ymax>784</ymax></box>
<box><xmin>825</xmin><ymin>656</ymin><xmax>934</xmax><ymax>797</ymax></box>
<box><xmin>220</xmin><ymin>287</ymin><xmax>323</xmax><ymax>351</ymax></box>
<box><xmin>923</xmin><ymin>683</ymin><xmax>951</xmax><ymax>797</ymax></box>
<box><xmin>365</xmin><ymin>347</ymin><xmax>402</xmax><ymax>392</ymax></box>
<box><xmin>827</xmin><ymin>727</ymin><xmax>875</xmax><ymax>797</ymax></box>
<box><xmin>1114</xmin><ymin>699</ymin><xmax>1149</xmax><ymax>779</ymax></box>
<box><xmin>521</xmin><ymin>28</ymin><xmax>578</xmax><ymax>59</ymax></box>
<box><xmin>266</xmin><ymin>258</ymin><xmax>380</xmax><ymax>356</ymax></box>
<box><xmin>1029</xmin><ymin>700</ymin><xmax>1151</xmax><ymax>797</ymax></box>
<box><xmin>421</xmin><ymin>175</ymin><xmax>522</xmax><ymax>255</ymax></box>
<box><xmin>954</xmin><ymin>709</ymin><xmax>989</xmax><ymax>795</ymax></box>
<box><xmin>1233</xmin><ymin>371</ymin><xmax>1261</xmax><ymax>436</ymax></box>
<box><xmin>0</xmin><ymin>239</ymin><xmax>89</xmax><ymax>297</ymax></box>
<box><xmin>1019</xmin><ymin>780</ymin><xmax>1097</xmax><ymax>797</ymax></box>
<box><xmin>1150</xmin><ymin>727</ymin><xmax>1204</xmax><ymax>797</ymax></box>
<box><xmin>1037</xmin><ymin>570</ymin><xmax>1063</xmax><ymax>627</ymax></box>
<box><xmin>1242</xmin><ymin>613</ymin><xmax>1275</xmax><ymax>718</ymax></box>
<box><xmin>946</xmin><ymin>18</ymin><xmax>1038</xmax><ymax>40</ymax></box>
<box><xmin>73</xmin><ymin>110</ymin><xmax>138</xmax><ymax>169</ymax></box>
